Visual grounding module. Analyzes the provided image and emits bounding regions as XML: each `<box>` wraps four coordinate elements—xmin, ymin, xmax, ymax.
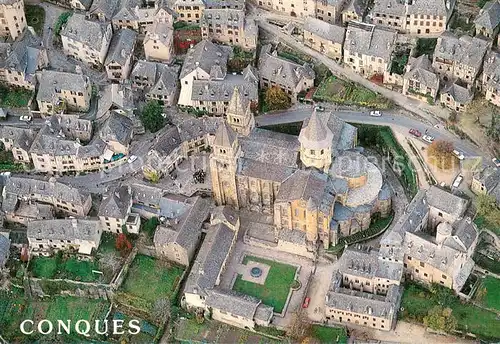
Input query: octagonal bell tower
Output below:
<box><xmin>298</xmin><ymin>109</ymin><xmax>333</xmax><ymax>172</ymax></box>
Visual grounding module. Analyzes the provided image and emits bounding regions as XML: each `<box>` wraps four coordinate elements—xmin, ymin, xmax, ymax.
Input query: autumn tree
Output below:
<box><xmin>143</xmin><ymin>168</ymin><xmax>161</xmax><ymax>183</ymax></box>
<box><xmin>265</xmin><ymin>86</ymin><xmax>291</xmax><ymax>111</ymax></box>
<box><xmin>115</xmin><ymin>233</ymin><xmax>132</xmax><ymax>257</ymax></box>
<box><xmin>427</xmin><ymin>140</ymin><xmax>455</xmax><ymax>170</ymax></box>
<box><xmin>423</xmin><ymin>306</ymin><xmax>457</xmax><ymax>333</ymax></box>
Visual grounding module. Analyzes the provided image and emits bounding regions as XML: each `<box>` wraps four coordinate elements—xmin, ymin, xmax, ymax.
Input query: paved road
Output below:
<box><xmin>254</xmin><ymin>17</ymin><xmax>453</xmax><ymax>125</ymax></box>
<box><xmin>256</xmin><ymin>106</ymin><xmax>491</xmax><ymax>166</ymax></box>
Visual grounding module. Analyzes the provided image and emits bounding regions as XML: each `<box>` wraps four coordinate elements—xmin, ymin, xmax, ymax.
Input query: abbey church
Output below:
<box><xmin>210</xmin><ymin>87</ymin><xmax>392</xmax><ymax>257</ymax></box>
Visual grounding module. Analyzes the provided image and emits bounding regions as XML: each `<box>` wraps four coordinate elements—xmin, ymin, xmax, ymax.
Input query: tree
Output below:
<box><xmin>153</xmin><ymin>298</ymin><xmax>171</xmax><ymax>321</ymax></box>
<box><xmin>140</xmin><ymin>100</ymin><xmax>165</xmax><ymax>133</ymax></box>
<box><xmin>115</xmin><ymin>233</ymin><xmax>132</xmax><ymax>257</ymax></box>
<box><xmin>475</xmin><ymin>194</ymin><xmax>500</xmax><ymax>229</ymax></box>
<box><xmin>143</xmin><ymin>168</ymin><xmax>161</xmax><ymax>183</ymax></box>
<box><xmin>427</xmin><ymin>140</ymin><xmax>455</xmax><ymax>170</ymax></box>
<box><xmin>423</xmin><ymin>306</ymin><xmax>457</xmax><ymax>333</ymax></box>
<box><xmin>286</xmin><ymin>310</ymin><xmax>311</xmax><ymax>340</ymax></box>
<box><xmin>264</xmin><ymin>87</ymin><xmax>291</xmax><ymax>111</ymax></box>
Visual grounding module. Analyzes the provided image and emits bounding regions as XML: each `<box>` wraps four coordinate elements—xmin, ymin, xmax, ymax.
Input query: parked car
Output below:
<box><xmin>19</xmin><ymin>115</ymin><xmax>32</xmax><ymax>122</ymax></box>
<box><xmin>302</xmin><ymin>297</ymin><xmax>310</xmax><ymax>308</ymax></box>
<box><xmin>314</xmin><ymin>105</ymin><xmax>325</xmax><ymax>112</ymax></box>
<box><xmin>493</xmin><ymin>158</ymin><xmax>500</xmax><ymax>167</ymax></box>
<box><xmin>453</xmin><ymin>149</ymin><xmax>465</xmax><ymax>160</ymax></box>
<box><xmin>127</xmin><ymin>155</ymin><xmax>137</xmax><ymax>164</ymax></box>
<box><xmin>370</xmin><ymin>110</ymin><xmax>382</xmax><ymax>117</ymax></box>
<box><xmin>409</xmin><ymin>128</ymin><xmax>422</xmax><ymax>137</ymax></box>
<box><xmin>452</xmin><ymin>175</ymin><xmax>463</xmax><ymax>188</ymax></box>
<box><xmin>422</xmin><ymin>135</ymin><xmax>434</xmax><ymax>144</ymax></box>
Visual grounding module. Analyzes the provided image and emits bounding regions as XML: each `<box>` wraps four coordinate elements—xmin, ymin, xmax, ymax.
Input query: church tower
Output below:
<box><xmin>209</xmin><ymin>121</ymin><xmax>241</xmax><ymax>207</ymax></box>
<box><xmin>225</xmin><ymin>86</ymin><xmax>255</xmax><ymax>136</ymax></box>
<box><xmin>298</xmin><ymin>109</ymin><xmax>333</xmax><ymax>172</ymax></box>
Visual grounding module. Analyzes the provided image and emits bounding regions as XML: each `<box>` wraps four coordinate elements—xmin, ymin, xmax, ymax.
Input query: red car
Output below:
<box><xmin>409</xmin><ymin>128</ymin><xmax>422</xmax><ymax>137</ymax></box>
<box><xmin>302</xmin><ymin>297</ymin><xmax>311</xmax><ymax>308</ymax></box>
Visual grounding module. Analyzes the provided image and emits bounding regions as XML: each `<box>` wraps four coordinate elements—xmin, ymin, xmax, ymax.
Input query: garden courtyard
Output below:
<box><xmin>118</xmin><ymin>254</ymin><xmax>184</xmax><ymax>312</ymax></box>
<box><xmin>231</xmin><ymin>255</ymin><xmax>299</xmax><ymax>313</ymax></box>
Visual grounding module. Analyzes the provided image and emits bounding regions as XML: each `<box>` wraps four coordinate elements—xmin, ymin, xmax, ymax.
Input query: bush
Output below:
<box><xmin>140</xmin><ymin>100</ymin><xmax>166</xmax><ymax>133</ymax></box>
<box><xmin>54</xmin><ymin>12</ymin><xmax>72</xmax><ymax>36</ymax></box>
<box><xmin>264</xmin><ymin>87</ymin><xmax>291</xmax><ymax>111</ymax></box>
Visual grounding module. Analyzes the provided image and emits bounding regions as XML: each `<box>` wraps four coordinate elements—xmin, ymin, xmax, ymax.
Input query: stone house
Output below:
<box><xmin>316</xmin><ymin>0</ymin><xmax>347</xmax><ymax>24</ymax></box>
<box><xmin>341</xmin><ymin>0</ymin><xmax>364</xmax><ymax>24</ymax></box>
<box><xmin>303</xmin><ymin>17</ymin><xmax>345</xmax><ymax>61</ymax></box>
<box><xmin>343</xmin><ymin>22</ymin><xmax>397</xmax><ymax>77</ymax></box>
<box><xmin>60</xmin><ymin>13</ymin><xmax>113</xmax><ymax>68</ymax></box>
<box><xmin>474</xmin><ymin>0</ymin><xmax>500</xmax><ymax>41</ymax></box>
<box><xmin>98</xmin><ymin>111</ymin><xmax>134</xmax><ymax>155</ymax></box>
<box><xmin>200</xmin><ymin>9</ymin><xmax>257</xmax><ymax>51</ymax></box>
<box><xmin>2</xmin><ymin>176</ymin><xmax>92</xmax><ymax>217</ymax></box>
<box><xmin>104</xmin><ymin>28</ymin><xmax>137</xmax><ymax>81</ymax></box>
<box><xmin>0</xmin><ymin>126</ymin><xmax>35</xmax><ymax>163</ymax></box>
<box><xmin>402</xmin><ymin>55</ymin><xmax>440</xmax><ymax>103</ymax></box>
<box><xmin>0</xmin><ymin>28</ymin><xmax>48</xmax><ymax>90</ymax></box>
<box><xmin>432</xmin><ymin>32</ymin><xmax>490</xmax><ymax>85</ymax></box>
<box><xmin>439</xmin><ymin>81</ymin><xmax>474</xmax><ymax>112</ymax></box>
<box><xmin>44</xmin><ymin>0</ymin><xmax>92</xmax><ymax>10</ymax></box>
<box><xmin>153</xmin><ymin>196</ymin><xmax>211</xmax><ymax>266</ymax></box>
<box><xmin>131</xmin><ymin>60</ymin><xmax>179</xmax><ymax>106</ymax></box>
<box><xmin>5</xmin><ymin>202</ymin><xmax>55</xmax><ymax>225</ymax></box>
<box><xmin>470</xmin><ymin>166</ymin><xmax>500</xmax><ymax>195</ymax></box>
<box><xmin>258</xmin><ymin>44</ymin><xmax>315</xmax><ymax>102</ymax></box>
<box><xmin>112</xmin><ymin>0</ymin><xmax>174</xmax><ymax>33</ymax></box>
<box><xmin>88</xmin><ymin>0</ymin><xmax>120</xmax><ymax>22</ymax></box>
<box><xmin>36</xmin><ymin>70</ymin><xmax>92</xmax><ymax>115</ymax></box>
<box><xmin>143</xmin><ymin>21</ymin><xmax>173</xmax><ymax>63</ymax></box>
<box><xmin>0</xmin><ymin>0</ymin><xmax>26</xmax><ymax>40</ymax></box>
<box><xmin>27</xmin><ymin>218</ymin><xmax>102</xmax><ymax>255</ymax></box>
<box><xmin>98</xmin><ymin>185</ymin><xmax>140</xmax><ymax>234</ymax></box>
<box><xmin>481</xmin><ymin>50</ymin><xmax>500</xmax><ymax>107</ymax></box>
<box><xmin>174</xmin><ymin>0</ymin><xmax>204</xmax><ymax>23</ymax></box>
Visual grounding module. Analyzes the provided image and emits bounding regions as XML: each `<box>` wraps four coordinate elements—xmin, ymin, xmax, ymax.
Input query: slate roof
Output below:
<box><xmin>131</xmin><ymin>60</ymin><xmax>179</xmax><ymax>96</ymax></box>
<box><xmin>105</xmin><ymin>28</ymin><xmax>137</xmax><ymax>66</ymax></box>
<box><xmin>0</xmin><ymin>126</ymin><xmax>36</xmax><ymax>151</ymax></box>
<box><xmin>443</xmin><ymin>218</ymin><xmax>478</xmax><ymax>252</ymax></box>
<box><xmin>213</xmin><ymin>121</ymin><xmax>237</xmax><ymax>147</ymax></box>
<box><xmin>473</xmin><ymin>166</ymin><xmax>500</xmax><ymax>191</ymax></box>
<box><xmin>27</xmin><ymin>219</ymin><xmax>101</xmax><ymax>243</ymax></box>
<box><xmin>99</xmin><ymin>111</ymin><xmax>134</xmax><ymax>147</ymax></box>
<box><xmin>180</xmin><ymin>40</ymin><xmax>231</xmax><ymax>79</ymax></box>
<box><xmin>237</xmin><ymin>158</ymin><xmax>296</xmax><ymax>182</ymax></box>
<box><xmin>131</xmin><ymin>183</ymin><xmax>163</xmax><ymax>207</ymax></box>
<box><xmin>36</xmin><ymin>70</ymin><xmax>89</xmax><ymax>103</ymax></box>
<box><xmin>427</xmin><ymin>185</ymin><xmax>469</xmax><ymax>217</ymax></box>
<box><xmin>332</xmin><ymin>150</ymin><xmax>369</xmax><ymax>178</ymax></box>
<box><xmin>149</xmin><ymin>126</ymin><xmax>182</xmax><ymax>158</ymax></box>
<box><xmin>204</xmin><ymin>0</ymin><xmax>245</xmax><ymax>9</ymax></box>
<box><xmin>211</xmin><ymin>205</ymin><xmax>239</xmax><ymax>228</ymax></box>
<box><xmin>227</xmin><ymin>86</ymin><xmax>250</xmax><ymax>115</ymax></box>
<box><xmin>184</xmin><ymin>222</ymin><xmax>235</xmax><ymax>295</ymax></box>
<box><xmin>14</xmin><ymin>202</ymin><xmax>54</xmax><ymax>221</ymax></box>
<box><xmin>434</xmin><ymin>33</ymin><xmax>489</xmax><ymax>74</ymax></box>
<box><xmin>299</xmin><ymin>109</ymin><xmax>334</xmax><ymax>149</ymax></box>
<box><xmin>89</xmin><ymin>0</ymin><xmax>120</xmax><ymax>21</ymax></box>
<box><xmin>372</xmin><ymin>0</ymin><xmax>406</xmax><ymax>16</ymax></box>
<box><xmin>191</xmin><ymin>74</ymin><xmax>258</xmax><ymax>103</ymax></box>
<box><xmin>61</xmin><ymin>13</ymin><xmax>110</xmax><ymax>52</ymax></box>
<box><xmin>303</xmin><ymin>17</ymin><xmax>346</xmax><ymax>45</ymax></box>
<box><xmin>177</xmin><ymin>117</ymin><xmax>221</xmax><ymax>142</ymax></box>
<box><xmin>441</xmin><ymin>82</ymin><xmax>474</xmax><ymax>104</ymax></box>
<box><xmin>276</xmin><ymin>169</ymin><xmax>336</xmax><ymax>213</ymax></box>
<box><xmin>0</xmin><ymin>235</ymin><xmax>9</xmax><ymax>267</ymax></box>
<box><xmin>344</xmin><ymin>21</ymin><xmax>397</xmax><ymax>61</ymax></box>
<box><xmin>154</xmin><ymin>196</ymin><xmax>211</xmax><ymax>252</ymax></box>
<box><xmin>98</xmin><ymin>186</ymin><xmax>132</xmax><ymax>219</ymax></box>
<box><xmin>405</xmin><ymin>0</ymin><xmax>450</xmax><ymax>16</ymax></box>
<box><xmin>258</xmin><ymin>44</ymin><xmax>315</xmax><ymax>89</ymax></box>
<box><xmin>474</xmin><ymin>0</ymin><xmax>500</xmax><ymax>30</ymax></box>
<box><xmin>206</xmin><ymin>288</ymin><xmax>262</xmax><ymax>319</ymax></box>
<box><xmin>0</xmin><ymin>28</ymin><xmax>44</xmax><ymax>79</ymax></box>
<box><xmin>143</xmin><ymin>21</ymin><xmax>173</xmax><ymax>47</ymax></box>
<box><xmin>3</xmin><ymin>176</ymin><xmax>90</xmax><ymax>209</ymax></box>
<box><xmin>404</xmin><ymin>55</ymin><xmax>439</xmax><ymax>91</ymax></box>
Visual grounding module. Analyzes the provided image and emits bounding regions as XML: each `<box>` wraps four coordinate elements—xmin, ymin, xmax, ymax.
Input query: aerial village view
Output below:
<box><xmin>0</xmin><ymin>0</ymin><xmax>499</xmax><ymax>342</ymax></box>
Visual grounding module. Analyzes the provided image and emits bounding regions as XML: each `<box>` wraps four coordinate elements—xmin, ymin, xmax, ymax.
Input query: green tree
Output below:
<box><xmin>264</xmin><ymin>86</ymin><xmax>291</xmax><ymax>111</ymax></box>
<box><xmin>140</xmin><ymin>100</ymin><xmax>165</xmax><ymax>133</ymax></box>
<box><xmin>54</xmin><ymin>12</ymin><xmax>72</xmax><ymax>36</ymax></box>
<box><xmin>143</xmin><ymin>169</ymin><xmax>161</xmax><ymax>183</ymax></box>
<box><xmin>423</xmin><ymin>306</ymin><xmax>457</xmax><ymax>333</ymax></box>
<box><xmin>475</xmin><ymin>194</ymin><xmax>500</xmax><ymax>229</ymax></box>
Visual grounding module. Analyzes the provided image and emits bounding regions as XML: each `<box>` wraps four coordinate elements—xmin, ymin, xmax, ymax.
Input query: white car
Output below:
<box><xmin>127</xmin><ymin>155</ymin><xmax>137</xmax><ymax>164</ymax></box>
<box><xmin>19</xmin><ymin>115</ymin><xmax>32</xmax><ymax>122</ymax></box>
<box><xmin>452</xmin><ymin>175</ymin><xmax>463</xmax><ymax>188</ymax></box>
<box><xmin>493</xmin><ymin>158</ymin><xmax>500</xmax><ymax>167</ymax></box>
<box><xmin>370</xmin><ymin>110</ymin><xmax>382</xmax><ymax>117</ymax></box>
<box><xmin>453</xmin><ymin>149</ymin><xmax>465</xmax><ymax>160</ymax></box>
<box><xmin>422</xmin><ymin>135</ymin><xmax>434</xmax><ymax>144</ymax></box>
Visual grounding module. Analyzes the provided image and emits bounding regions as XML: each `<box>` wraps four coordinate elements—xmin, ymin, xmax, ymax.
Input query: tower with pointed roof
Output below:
<box><xmin>209</xmin><ymin>121</ymin><xmax>241</xmax><ymax>207</ymax></box>
<box><xmin>298</xmin><ymin>109</ymin><xmax>333</xmax><ymax>172</ymax></box>
<box><xmin>226</xmin><ymin>86</ymin><xmax>255</xmax><ymax>136</ymax></box>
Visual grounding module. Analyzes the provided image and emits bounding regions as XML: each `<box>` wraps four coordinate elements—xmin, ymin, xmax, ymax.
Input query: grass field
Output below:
<box><xmin>30</xmin><ymin>256</ymin><xmax>100</xmax><ymax>282</ymax></box>
<box><xmin>0</xmin><ymin>294</ymin><xmax>109</xmax><ymax>341</ymax></box>
<box><xmin>232</xmin><ymin>255</ymin><xmax>297</xmax><ymax>313</ymax></box>
<box><xmin>401</xmin><ymin>282</ymin><xmax>500</xmax><ymax>340</ymax></box>
<box><xmin>24</xmin><ymin>4</ymin><xmax>45</xmax><ymax>35</ymax></box>
<box><xmin>475</xmin><ymin>277</ymin><xmax>500</xmax><ymax>312</ymax></box>
<box><xmin>0</xmin><ymin>85</ymin><xmax>34</xmax><ymax>108</ymax></box>
<box><xmin>120</xmin><ymin>254</ymin><xmax>184</xmax><ymax>311</ymax></box>
<box><xmin>311</xmin><ymin>325</ymin><xmax>348</xmax><ymax>344</ymax></box>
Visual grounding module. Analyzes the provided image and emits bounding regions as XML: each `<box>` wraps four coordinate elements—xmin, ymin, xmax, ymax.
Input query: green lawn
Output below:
<box><xmin>24</xmin><ymin>4</ymin><xmax>45</xmax><ymax>35</ymax></box>
<box><xmin>474</xmin><ymin>215</ymin><xmax>500</xmax><ymax>236</ymax></box>
<box><xmin>30</xmin><ymin>255</ymin><xmax>100</xmax><ymax>282</ymax></box>
<box><xmin>232</xmin><ymin>255</ymin><xmax>297</xmax><ymax>313</ymax></box>
<box><xmin>311</xmin><ymin>325</ymin><xmax>348</xmax><ymax>344</ymax></box>
<box><xmin>0</xmin><ymin>85</ymin><xmax>34</xmax><ymax>108</ymax></box>
<box><xmin>401</xmin><ymin>283</ymin><xmax>500</xmax><ymax>340</ymax></box>
<box><xmin>476</xmin><ymin>277</ymin><xmax>500</xmax><ymax>312</ymax></box>
<box><xmin>120</xmin><ymin>254</ymin><xmax>184</xmax><ymax>311</ymax></box>
<box><xmin>0</xmin><ymin>294</ymin><xmax>108</xmax><ymax>341</ymax></box>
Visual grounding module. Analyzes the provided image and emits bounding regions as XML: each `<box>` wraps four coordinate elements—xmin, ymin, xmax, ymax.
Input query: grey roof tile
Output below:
<box><xmin>105</xmin><ymin>28</ymin><xmax>137</xmax><ymax>66</ymax></box>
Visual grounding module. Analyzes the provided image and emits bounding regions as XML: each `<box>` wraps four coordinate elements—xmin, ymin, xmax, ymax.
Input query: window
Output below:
<box><xmin>438</xmin><ymin>212</ymin><xmax>443</xmax><ymax>217</ymax></box>
<box><xmin>407</xmin><ymin>256</ymin><xmax>412</xmax><ymax>260</ymax></box>
<box><xmin>420</xmin><ymin>262</ymin><xmax>425</xmax><ymax>267</ymax></box>
<box><xmin>442</xmin><ymin>274</ymin><xmax>447</xmax><ymax>279</ymax></box>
